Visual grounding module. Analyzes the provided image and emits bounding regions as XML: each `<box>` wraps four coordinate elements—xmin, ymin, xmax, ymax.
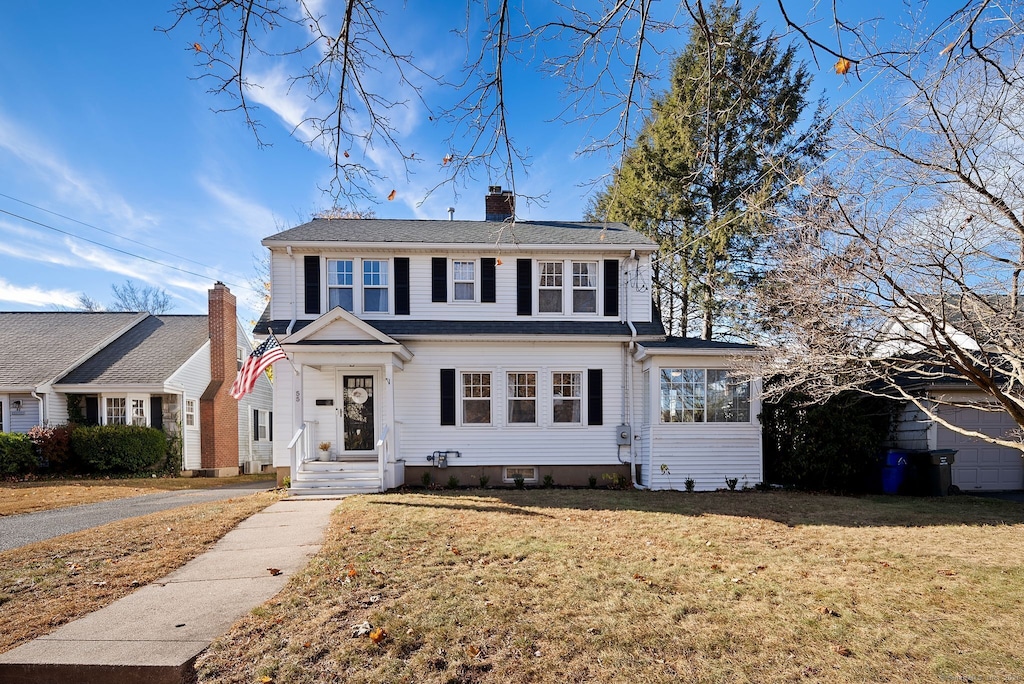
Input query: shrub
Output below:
<box><xmin>588</xmin><ymin>474</ymin><xmax>597</xmax><ymax>489</ymax></box>
<box><xmin>71</xmin><ymin>425</ymin><xmax>166</xmax><ymax>474</ymax></box>
<box><xmin>542</xmin><ymin>474</ymin><xmax>554</xmax><ymax>488</ymax></box>
<box><xmin>28</xmin><ymin>424</ymin><xmax>76</xmax><ymax>472</ymax></box>
<box><xmin>513</xmin><ymin>474</ymin><xmax>525</xmax><ymax>489</ymax></box>
<box><xmin>478</xmin><ymin>474</ymin><xmax>490</xmax><ymax>488</ymax></box>
<box><xmin>684</xmin><ymin>477</ymin><xmax>695</xmax><ymax>492</ymax></box>
<box><xmin>0</xmin><ymin>433</ymin><xmax>36</xmax><ymax>475</ymax></box>
<box><xmin>761</xmin><ymin>389</ymin><xmax>898</xmax><ymax>494</ymax></box>
<box><xmin>447</xmin><ymin>474</ymin><xmax>460</xmax><ymax>490</ymax></box>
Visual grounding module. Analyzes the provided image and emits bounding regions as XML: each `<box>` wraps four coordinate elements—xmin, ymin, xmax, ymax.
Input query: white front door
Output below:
<box><xmin>336</xmin><ymin>371</ymin><xmax>379</xmax><ymax>457</ymax></box>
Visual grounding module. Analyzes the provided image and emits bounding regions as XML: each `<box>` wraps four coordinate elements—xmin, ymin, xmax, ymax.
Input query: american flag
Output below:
<box><xmin>230</xmin><ymin>333</ymin><xmax>287</xmax><ymax>399</ymax></box>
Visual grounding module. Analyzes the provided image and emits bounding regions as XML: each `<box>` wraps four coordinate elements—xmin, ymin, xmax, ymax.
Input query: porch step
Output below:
<box><xmin>290</xmin><ymin>460</ymin><xmax>381</xmax><ymax>496</ymax></box>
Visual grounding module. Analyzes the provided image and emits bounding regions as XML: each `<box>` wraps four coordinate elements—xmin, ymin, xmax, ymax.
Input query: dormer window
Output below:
<box><xmin>453</xmin><ymin>261</ymin><xmax>476</xmax><ymax>301</ymax></box>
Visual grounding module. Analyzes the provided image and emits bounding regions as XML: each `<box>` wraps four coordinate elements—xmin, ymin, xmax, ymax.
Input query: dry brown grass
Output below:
<box><xmin>0</xmin><ymin>489</ymin><xmax>281</xmax><ymax>654</ymax></box>
<box><xmin>0</xmin><ymin>473</ymin><xmax>276</xmax><ymax>516</ymax></box>
<box><xmin>197</xmin><ymin>490</ymin><xmax>1024</xmax><ymax>684</ymax></box>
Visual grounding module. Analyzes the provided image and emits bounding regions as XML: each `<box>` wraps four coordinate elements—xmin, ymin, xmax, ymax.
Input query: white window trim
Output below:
<box><xmin>658</xmin><ymin>368</ymin><xmax>752</xmax><ymax>425</ymax></box>
<box><xmin>459</xmin><ymin>370</ymin><xmax>493</xmax><ymax>427</ymax></box>
<box><xmin>452</xmin><ymin>259</ymin><xmax>478</xmax><ymax>303</ymax></box>
<box><xmin>506</xmin><ymin>371</ymin><xmax>538</xmax><ymax>426</ymax></box>
<box><xmin>184</xmin><ymin>398</ymin><xmax>197</xmax><ymax>428</ymax></box>
<box><xmin>254</xmin><ymin>409</ymin><xmax>270</xmax><ymax>441</ymax></box>
<box><xmin>326</xmin><ymin>257</ymin><xmax>355</xmax><ymax>312</ymax></box>
<box><xmin>535</xmin><ymin>259</ymin><xmax>603</xmax><ymax>316</ymax></box>
<box><xmin>323</xmin><ymin>256</ymin><xmax>392</xmax><ymax>315</ymax></box>
<box><xmin>550</xmin><ymin>370</ymin><xmax>585</xmax><ymax>427</ymax></box>
<box><xmin>101</xmin><ymin>394</ymin><xmax>149</xmax><ymax>427</ymax></box>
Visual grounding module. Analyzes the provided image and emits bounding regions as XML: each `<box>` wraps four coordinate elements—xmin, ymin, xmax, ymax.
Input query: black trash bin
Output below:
<box><xmin>919</xmin><ymin>449</ymin><xmax>957</xmax><ymax>496</ymax></box>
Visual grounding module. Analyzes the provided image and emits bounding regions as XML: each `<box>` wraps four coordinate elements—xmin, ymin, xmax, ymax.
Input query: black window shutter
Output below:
<box><xmin>432</xmin><ymin>257</ymin><xmax>447</xmax><ymax>303</ymax></box>
<box><xmin>481</xmin><ymin>258</ymin><xmax>496</xmax><ymax>303</ymax></box>
<box><xmin>304</xmin><ymin>255</ymin><xmax>321</xmax><ymax>315</ymax></box>
<box><xmin>440</xmin><ymin>369</ymin><xmax>456</xmax><ymax>425</ymax></box>
<box><xmin>603</xmin><ymin>260</ymin><xmax>619</xmax><ymax>317</ymax></box>
<box><xmin>395</xmin><ymin>257</ymin><xmax>410</xmax><ymax>315</ymax></box>
<box><xmin>85</xmin><ymin>396</ymin><xmax>99</xmax><ymax>426</ymax></box>
<box><xmin>269</xmin><ymin>412</ymin><xmax>273</xmax><ymax>442</ymax></box>
<box><xmin>588</xmin><ymin>369</ymin><xmax>603</xmax><ymax>425</ymax></box>
<box><xmin>516</xmin><ymin>259</ymin><xmax>532</xmax><ymax>315</ymax></box>
<box><xmin>253</xmin><ymin>408</ymin><xmax>260</xmax><ymax>441</ymax></box>
<box><xmin>150</xmin><ymin>396</ymin><xmax>163</xmax><ymax>430</ymax></box>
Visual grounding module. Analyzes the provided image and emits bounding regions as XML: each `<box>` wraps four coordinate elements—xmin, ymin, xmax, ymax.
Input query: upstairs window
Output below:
<box><xmin>572</xmin><ymin>261</ymin><xmax>598</xmax><ymax>313</ymax></box>
<box><xmin>462</xmin><ymin>372</ymin><xmax>491</xmax><ymax>424</ymax></box>
<box><xmin>538</xmin><ymin>261</ymin><xmax>563</xmax><ymax>313</ymax></box>
<box><xmin>328</xmin><ymin>259</ymin><xmax>354</xmax><ymax>311</ymax></box>
<box><xmin>363</xmin><ymin>260</ymin><xmax>389</xmax><ymax>312</ymax></box>
<box><xmin>552</xmin><ymin>371</ymin><xmax>582</xmax><ymax>423</ymax></box>
<box><xmin>453</xmin><ymin>261</ymin><xmax>476</xmax><ymax>301</ymax></box>
<box><xmin>507</xmin><ymin>372</ymin><xmax>537</xmax><ymax>424</ymax></box>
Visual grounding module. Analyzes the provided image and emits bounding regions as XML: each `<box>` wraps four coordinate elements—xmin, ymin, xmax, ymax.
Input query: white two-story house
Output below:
<box><xmin>256</xmin><ymin>188</ymin><xmax>762</xmax><ymax>494</ymax></box>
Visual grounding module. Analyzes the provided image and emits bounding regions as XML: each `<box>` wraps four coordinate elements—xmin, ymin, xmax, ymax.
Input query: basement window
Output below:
<box><xmin>503</xmin><ymin>466</ymin><xmax>538</xmax><ymax>484</ymax></box>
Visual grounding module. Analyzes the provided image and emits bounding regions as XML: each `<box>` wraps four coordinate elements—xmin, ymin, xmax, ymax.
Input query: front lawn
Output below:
<box><xmin>0</xmin><ymin>473</ymin><xmax>276</xmax><ymax>516</ymax></box>
<box><xmin>197</xmin><ymin>490</ymin><xmax>1024</xmax><ymax>684</ymax></box>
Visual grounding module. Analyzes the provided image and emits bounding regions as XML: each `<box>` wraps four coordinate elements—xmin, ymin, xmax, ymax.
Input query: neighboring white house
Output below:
<box><xmin>0</xmin><ymin>283</ymin><xmax>272</xmax><ymax>475</ymax></box>
<box><xmin>256</xmin><ymin>188</ymin><xmax>762</xmax><ymax>494</ymax></box>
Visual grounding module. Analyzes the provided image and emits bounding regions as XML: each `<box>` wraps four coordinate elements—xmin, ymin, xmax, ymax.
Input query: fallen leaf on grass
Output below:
<box><xmin>467</xmin><ymin>644</ymin><xmax>481</xmax><ymax>658</ymax></box>
<box><xmin>259</xmin><ymin>677</ymin><xmax>273</xmax><ymax>683</ymax></box>
<box><xmin>832</xmin><ymin>645</ymin><xmax>853</xmax><ymax>657</ymax></box>
<box><xmin>816</xmin><ymin>606</ymin><xmax>840</xmax><ymax>617</ymax></box>
<box><xmin>267</xmin><ymin>568</ymin><xmax>282</xmax><ymax>576</ymax></box>
<box><xmin>938</xmin><ymin>569</ymin><xmax>957</xmax><ymax>576</ymax></box>
<box><xmin>369</xmin><ymin>627</ymin><xmax>387</xmax><ymax>644</ymax></box>
<box><xmin>347</xmin><ymin>564</ymin><xmax>358</xmax><ymax>578</ymax></box>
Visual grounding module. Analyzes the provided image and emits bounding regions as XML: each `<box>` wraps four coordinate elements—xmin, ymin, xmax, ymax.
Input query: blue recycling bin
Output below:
<box><xmin>881</xmin><ymin>449</ymin><xmax>909</xmax><ymax>494</ymax></box>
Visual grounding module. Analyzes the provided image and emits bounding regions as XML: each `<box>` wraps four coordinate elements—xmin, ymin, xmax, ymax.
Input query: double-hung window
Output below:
<box><xmin>552</xmin><ymin>371</ymin><xmax>582</xmax><ymax>423</ymax></box>
<box><xmin>462</xmin><ymin>372</ymin><xmax>491</xmax><ymax>424</ymax></box>
<box><xmin>507</xmin><ymin>372</ymin><xmax>537</xmax><ymax>424</ymax></box>
<box><xmin>572</xmin><ymin>261</ymin><xmax>598</xmax><ymax>313</ymax></box>
<box><xmin>539</xmin><ymin>261</ymin><xmax>563</xmax><ymax>313</ymax></box>
<box><xmin>185</xmin><ymin>399</ymin><xmax>197</xmax><ymax>427</ymax></box>
<box><xmin>130</xmin><ymin>398</ymin><xmax>147</xmax><ymax>426</ymax></box>
<box><xmin>328</xmin><ymin>259</ymin><xmax>354</xmax><ymax>311</ymax></box>
<box><xmin>106</xmin><ymin>397</ymin><xmax>127</xmax><ymax>425</ymax></box>
<box><xmin>453</xmin><ymin>261</ymin><xmax>476</xmax><ymax>302</ymax></box>
<box><xmin>660</xmin><ymin>369</ymin><xmax>750</xmax><ymax>423</ymax></box>
<box><xmin>363</xmin><ymin>260</ymin><xmax>389</xmax><ymax>312</ymax></box>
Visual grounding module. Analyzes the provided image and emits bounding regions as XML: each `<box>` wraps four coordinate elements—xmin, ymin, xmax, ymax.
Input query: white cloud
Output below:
<box><xmin>0</xmin><ymin>110</ymin><xmax>156</xmax><ymax>231</ymax></box>
<box><xmin>0</xmin><ymin>277</ymin><xmax>80</xmax><ymax>308</ymax></box>
<box><xmin>198</xmin><ymin>177</ymin><xmax>280</xmax><ymax>240</ymax></box>
<box><xmin>244</xmin><ymin>65</ymin><xmax>321</xmax><ymax>145</ymax></box>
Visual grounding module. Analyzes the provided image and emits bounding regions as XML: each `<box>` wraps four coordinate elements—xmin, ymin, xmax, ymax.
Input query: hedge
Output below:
<box><xmin>70</xmin><ymin>425</ymin><xmax>167</xmax><ymax>474</ymax></box>
<box><xmin>0</xmin><ymin>433</ymin><xmax>37</xmax><ymax>475</ymax></box>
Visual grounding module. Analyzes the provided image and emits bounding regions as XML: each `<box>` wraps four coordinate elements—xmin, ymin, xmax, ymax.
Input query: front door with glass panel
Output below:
<box><xmin>337</xmin><ymin>374</ymin><xmax>375</xmax><ymax>456</ymax></box>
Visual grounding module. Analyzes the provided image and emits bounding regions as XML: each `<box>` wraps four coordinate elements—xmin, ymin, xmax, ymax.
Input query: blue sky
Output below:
<box><xmin>0</xmin><ymin>1</ymin><xmax>964</xmax><ymax>324</ymax></box>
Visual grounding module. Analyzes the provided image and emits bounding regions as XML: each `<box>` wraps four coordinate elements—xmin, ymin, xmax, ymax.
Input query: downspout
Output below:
<box><xmin>624</xmin><ymin>250</ymin><xmax>647</xmax><ymax>490</ymax></box>
<box><xmin>286</xmin><ymin>246</ymin><xmax>297</xmax><ymax>336</ymax></box>
<box><xmin>31</xmin><ymin>390</ymin><xmax>45</xmax><ymax>426</ymax></box>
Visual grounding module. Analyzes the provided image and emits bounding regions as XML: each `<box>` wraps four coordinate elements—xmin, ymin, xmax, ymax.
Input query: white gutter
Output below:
<box><xmin>622</xmin><ymin>251</ymin><xmax>647</xmax><ymax>490</ymax></box>
<box><xmin>31</xmin><ymin>390</ymin><xmax>45</xmax><ymax>426</ymax></box>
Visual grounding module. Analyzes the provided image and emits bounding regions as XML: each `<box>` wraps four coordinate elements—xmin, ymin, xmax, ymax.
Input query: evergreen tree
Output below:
<box><xmin>588</xmin><ymin>0</ymin><xmax>828</xmax><ymax>339</ymax></box>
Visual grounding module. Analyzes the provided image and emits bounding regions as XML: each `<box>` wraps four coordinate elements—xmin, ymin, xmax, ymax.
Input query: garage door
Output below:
<box><xmin>936</xmin><ymin>406</ymin><xmax>1024</xmax><ymax>491</ymax></box>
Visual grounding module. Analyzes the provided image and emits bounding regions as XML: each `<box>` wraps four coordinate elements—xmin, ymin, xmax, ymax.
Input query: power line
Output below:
<box><xmin>0</xmin><ymin>207</ymin><xmax>255</xmax><ymax>293</ymax></box>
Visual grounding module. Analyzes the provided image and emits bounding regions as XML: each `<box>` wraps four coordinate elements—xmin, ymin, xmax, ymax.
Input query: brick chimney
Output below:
<box><xmin>200</xmin><ymin>282</ymin><xmax>240</xmax><ymax>476</ymax></box>
<box><xmin>484</xmin><ymin>186</ymin><xmax>514</xmax><ymax>221</ymax></box>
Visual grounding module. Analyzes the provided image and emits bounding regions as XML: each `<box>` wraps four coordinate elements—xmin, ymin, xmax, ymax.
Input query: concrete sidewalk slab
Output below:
<box><xmin>0</xmin><ymin>498</ymin><xmax>340</xmax><ymax>684</ymax></box>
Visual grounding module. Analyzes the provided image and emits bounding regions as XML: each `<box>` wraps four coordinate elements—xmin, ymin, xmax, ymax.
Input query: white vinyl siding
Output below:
<box><xmin>167</xmin><ymin>340</ymin><xmax>213</xmax><ymax>470</ymax></box>
<box><xmin>7</xmin><ymin>394</ymin><xmax>40</xmax><ymax>433</ymax></box>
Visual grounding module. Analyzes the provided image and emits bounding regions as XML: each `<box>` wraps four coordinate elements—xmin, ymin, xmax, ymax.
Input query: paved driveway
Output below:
<box><xmin>0</xmin><ymin>481</ymin><xmax>275</xmax><ymax>552</ymax></box>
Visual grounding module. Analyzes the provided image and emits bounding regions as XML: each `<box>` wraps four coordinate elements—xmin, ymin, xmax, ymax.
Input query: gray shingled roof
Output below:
<box><xmin>57</xmin><ymin>315</ymin><xmax>210</xmax><ymax>386</ymax></box>
<box><xmin>263</xmin><ymin>219</ymin><xmax>657</xmax><ymax>247</ymax></box>
<box><xmin>0</xmin><ymin>312</ymin><xmax>144</xmax><ymax>388</ymax></box>
<box><xmin>256</xmin><ymin>317</ymin><xmax>665</xmax><ymax>338</ymax></box>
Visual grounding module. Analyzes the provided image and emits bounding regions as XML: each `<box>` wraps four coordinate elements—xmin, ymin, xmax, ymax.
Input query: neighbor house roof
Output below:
<box><xmin>0</xmin><ymin>312</ymin><xmax>145</xmax><ymax>389</ymax></box>
<box><xmin>262</xmin><ymin>219</ymin><xmax>657</xmax><ymax>248</ymax></box>
<box><xmin>56</xmin><ymin>315</ymin><xmax>210</xmax><ymax>386</ymax></box>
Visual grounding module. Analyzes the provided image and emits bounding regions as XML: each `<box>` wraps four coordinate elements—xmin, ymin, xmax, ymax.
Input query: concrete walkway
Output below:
<box><xmin>0</xmin><ymin>498</ymin><xmax>339</xmax><ymax>684</ymax></box>
<box><xmin>0</xmin><ymin>481</ymin><xmax>276</xmax><ymax>552</ymax></box>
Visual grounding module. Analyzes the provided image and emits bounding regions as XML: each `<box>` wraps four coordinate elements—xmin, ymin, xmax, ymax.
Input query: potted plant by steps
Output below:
<box><xmin>319</xmin><ymin>441</ymin><xmax>332</xmax><ymax>461</ymax></box>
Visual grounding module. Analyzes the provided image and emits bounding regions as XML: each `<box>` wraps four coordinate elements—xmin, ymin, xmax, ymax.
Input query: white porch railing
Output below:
<box><xmin>376</xmin><ymin>425</ymin><xmax>391</xmax><ymax>491</ymax></box>
<box><xmin>287</xmin><ymin>421</ymin><xmax>318</xmax><ymax>484</ymax></box>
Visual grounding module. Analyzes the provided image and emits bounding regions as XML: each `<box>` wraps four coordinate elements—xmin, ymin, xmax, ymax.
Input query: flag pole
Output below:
<box><xmin>270</xmin><ymin>328</ymin><xmax>301</xmax><ymax>375</ymax></box>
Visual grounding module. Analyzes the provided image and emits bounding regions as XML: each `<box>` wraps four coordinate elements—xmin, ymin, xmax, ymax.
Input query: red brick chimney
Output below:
<box><xmin>200</xmin><ymin>282</ymin><xmax>239</xmax><ymax>475</ymax></box>
<box><xmin>484</xmin><ymin>186</ymin><xmax>515</xmax><ymax>221</ymax></box>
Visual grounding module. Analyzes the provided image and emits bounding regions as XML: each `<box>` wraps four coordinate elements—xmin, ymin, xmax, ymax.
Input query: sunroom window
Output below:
<box><xmin>660</xmin><ymin>369</ymin><xmax>749</xmax><ymax>423</ymax></box>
